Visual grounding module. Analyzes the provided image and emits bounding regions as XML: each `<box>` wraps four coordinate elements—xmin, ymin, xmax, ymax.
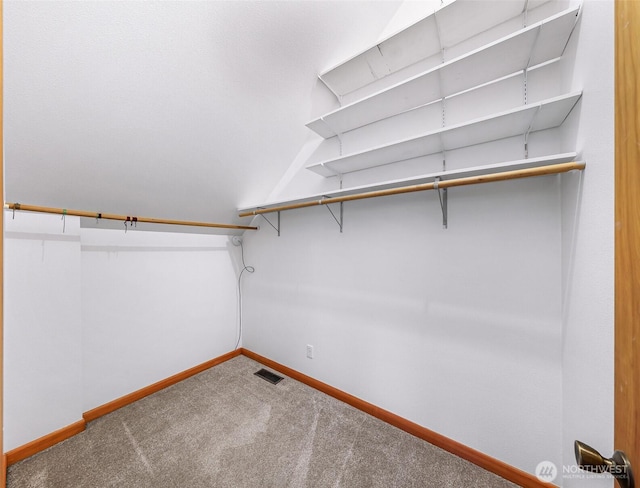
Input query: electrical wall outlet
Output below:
<box><xmin>306</xmin><ymin>344</ymin><xmax>314</xmax><ymax>359</ymax></box>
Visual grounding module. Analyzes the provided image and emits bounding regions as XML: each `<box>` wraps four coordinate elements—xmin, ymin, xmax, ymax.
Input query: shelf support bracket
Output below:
<box><xmin>324</xmin><ymin>200</ymin><xmax>344</xmax><ymax>233</ymax></box>
<box><xmin>523</xmin><ymin>105</ymin><xmax>541</xmax><ymax>159</ymax></box>
<box><xmin>259</xmin><ymin>211</ymin><xmax>280</xmax><ymax>237</ymax></box>
<box><xmin>318</xmin><ymin>74</ymin><xmax>342</xmax><ymax>106</ymax></box>
<box><xmin>434</xmin><ymin>177</ymin><xmax>448</xmax><ymax>229</ymax></box>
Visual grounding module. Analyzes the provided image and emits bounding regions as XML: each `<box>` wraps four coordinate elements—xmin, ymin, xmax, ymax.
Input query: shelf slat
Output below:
<box><xmin>318</xmin><ymin>0</ymin><xmax>552</xmax><ymax>98</ymax></box>
<box><xmin>306</xmin><ymin>92</ymin><xmax>582</xmax><ymax>177</ymax></box>
<box><xmin>307</xmin><ymin>7</ymin><xmax>579</xmax><ymax>139</ymax></box>
<box><xmin>239</xmin><ymin>152</ymin><xmax>578</xmax><ymax>215</ymax></box>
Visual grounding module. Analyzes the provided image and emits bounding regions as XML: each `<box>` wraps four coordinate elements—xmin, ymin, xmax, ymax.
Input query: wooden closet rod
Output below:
<box><xmin>239</xmin><ymin>161</ymin><xmax>585</xmax><ymax>217</ymax></box>
<box><xmin>4</xmin><ymin>203</ymin><xmax>258</xmax><ymax>231</ymax></box>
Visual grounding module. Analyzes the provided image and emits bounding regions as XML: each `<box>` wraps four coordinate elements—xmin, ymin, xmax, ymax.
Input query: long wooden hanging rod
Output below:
<box><xmin>239</xmin><ymin>161</ymin><xmax>585</xmax><ymax>217</ymax></box>
<box><xmin>4</xmin><ymin>203</ymin><xmax>258</xmax><ymax>231</ymax></box>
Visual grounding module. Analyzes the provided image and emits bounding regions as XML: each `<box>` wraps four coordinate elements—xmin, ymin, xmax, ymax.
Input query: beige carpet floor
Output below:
<box><xmin>8</xmin><ymin>355</ymin><xmax>517</xmax><ymax>487</ymax></box>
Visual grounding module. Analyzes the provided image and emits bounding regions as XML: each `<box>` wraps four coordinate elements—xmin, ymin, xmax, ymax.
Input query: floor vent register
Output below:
<box><xmin>254</xmin><ymin>368</ymin><xmax>284</xmax><ymax>385</ymax></box>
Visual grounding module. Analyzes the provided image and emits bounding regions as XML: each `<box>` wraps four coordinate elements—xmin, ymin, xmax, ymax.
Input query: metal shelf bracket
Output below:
<box><xmin>260</xmin><ymin>210</ymin><xmax>281</xmax><ymax>236</ymax></box>
<box><xmin>434</xmin><ymin>177</ymin><xmax>448</xmax><ymax>229</ymax></box>
<box><xmin>325</xmin><ymin>201</ymin><xmax>344</xmax><ymax>233</ymax></box>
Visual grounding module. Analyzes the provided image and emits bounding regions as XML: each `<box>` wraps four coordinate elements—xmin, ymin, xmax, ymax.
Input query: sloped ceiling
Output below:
<box><xmin>4</xmin><ymin>0</ymin><xmax>402</xmax><ymax>233</ymax></box>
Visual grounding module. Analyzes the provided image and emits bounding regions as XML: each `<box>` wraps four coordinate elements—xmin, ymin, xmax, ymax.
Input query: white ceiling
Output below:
<box><xmin>4</xmin><ymin>0</ymin><xmax>402</xmax><ymax>233</ymax></box>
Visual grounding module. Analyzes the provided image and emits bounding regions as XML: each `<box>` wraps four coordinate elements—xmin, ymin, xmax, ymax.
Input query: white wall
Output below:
<box><xmin>81</xmin><ymin>229</ymin><xmax>239</xmax><ymax>411</ymax></box>
<box><xmin>4</xmin><ymin>218</ymin><xmax>241</xmax><ymax>450</ymax></box>
<box><xmin>242</xmin><ymin>0</ymin><xmax>614</xmax><ymax>483</ymax></box>
<box><xmin>4</xmin><ymin>212</ymin><xmax>83</xmax><ymax>451</ymax></box>
<box><xmin>560</xmin><ymin>1</ymin><xmax>614</xmax><ymax>486</ymax></box>
<box><xmin>243</xmin><ymin>179</ymin><xmax>563</xmax><ymax>472</ymax></box>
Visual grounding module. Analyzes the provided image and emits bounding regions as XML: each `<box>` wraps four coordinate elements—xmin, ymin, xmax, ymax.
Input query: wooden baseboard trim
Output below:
<box><xmin>3</xmin><ymin>349</ymin><xmax>549</xmax><ymax>486</ymax></box>
<box><xmin>5</xmin><ymin>419</ymin><xmax>86</xmax><ymax>466</ymax></box>
<box><xmin>4</xmin><ymin>349</ymin><xmax>242</xmax><ymax>470</ymax></box>
<box><xmin>83</xmin><ymin>349</ymin><xmax>242</xmax><ymax>423</ymax></box>
<box><xmin>240</xmin><ymin>348</ymin><xmax>551</xmax><ymax>488</ymax></box>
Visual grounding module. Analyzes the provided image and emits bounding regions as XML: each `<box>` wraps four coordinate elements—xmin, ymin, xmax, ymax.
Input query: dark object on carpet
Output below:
<box><xmin>254</xmin><ymin>368</ymin><xmax>284</xmax><ymax>385</ymax></box>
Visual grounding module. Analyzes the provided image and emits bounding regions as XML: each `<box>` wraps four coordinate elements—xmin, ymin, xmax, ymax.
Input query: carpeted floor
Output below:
<box><xmin>8</xmin><ymin>356</ymin><xmax>517</xmax><ymax>487</ymax></box>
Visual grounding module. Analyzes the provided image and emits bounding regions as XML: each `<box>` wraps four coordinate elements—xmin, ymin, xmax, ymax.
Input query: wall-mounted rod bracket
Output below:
<box><xmin>434</xmin><ymin>177</ymin><xmax>448</xmax><ymax>229</ymax></box>
<box><xmin>324</xmin><ymin>201</ymin><xmax>344</xmax><ymax>233</ymax></box>
<box><xmin>259</xmin><ymin>211</ymin><xmax>280</xmax><ymax>236</ymax></box>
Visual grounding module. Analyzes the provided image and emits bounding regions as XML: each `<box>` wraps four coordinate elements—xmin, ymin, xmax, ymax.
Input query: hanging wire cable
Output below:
<box><xmin>234</xmin><ymin>238</ymin><xmax>255</xmax><ymax>350</ymax></box>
